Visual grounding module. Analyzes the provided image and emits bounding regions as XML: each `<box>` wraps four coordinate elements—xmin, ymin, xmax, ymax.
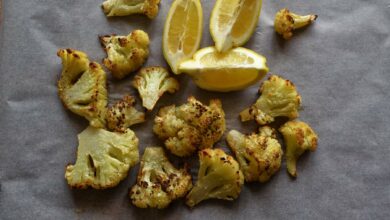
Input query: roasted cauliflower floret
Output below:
<box><xmin>57</xmin><ymin>49</ymin><xmax>108</xmax><ymax>128</ymax></box>
<box><xmin>65</xmin><ymin>126</ymin><xmax>139</xmax><ymax>189</ymax></box>
<box><xmin>100</xmin><ymin>30</ymin><xmax>150</xmax><ymax>79</ymax></box>
<box><xmin>133</xmin><ymin>67</ymin><xmax>179</xmax><ymax>110</ymax></box>
<box><xmin>227</xmin><ymin>127</ymin><xmax>283</xmax><ymax>183</ymax></box>
<box><xmin>240</xmin><ymin>75</ymin><xmax>301</xmax><ymax>125</ymax></box>
<box><xmin>274</xmin><ymin>8</ymin><xmax>318</xmax><ymax>40</ymax></box>
<box><xmin>106</xmin><ymin>95</ymin><xmax>145</xmax><ymax>132</ymax></box>
<box><xmin>186</xmin><ymin>148</ymin><xmax>244</xmax><ymax>207</ymax></box>
<box><xmin>130</xmin><ymin>147</ymin><xmax>192</xmax><ymax>209</ymax></box>
<box><xmin>153</xmin><ymin>97</ymin><xmax>226</xmax><ymax>157</ymax></box>
<box><xmin>279</xmin><ymin>121</ymin><xmax>318</xmax><ymax>177</ymax></box>
<box><xmin>102</xmin><ymin>0</ymin><xmax>161</xmax><ymax>19</ymax></box>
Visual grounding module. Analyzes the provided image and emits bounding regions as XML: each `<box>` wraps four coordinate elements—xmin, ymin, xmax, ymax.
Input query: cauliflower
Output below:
<box><xmin>133</xmin><ymin>67</ymin><xmax>179</xmax><ymax>111</ymax></box>
<box><xmin>57</xmin><ymin>49</ymin><xmax>108</xmax><ymax>128</ymax></box>
<box><xmin>129</xmin><ymin>147</ymin><xmax>192</xmax><ymax>209</ymax></box>
<box><xmin>240</xmin><ymin>75</ymin><xmax>301</xmax><ymax>125</ymax></box>
<box><xmin>102</xmin><ymin>0</ymin><xmax>160</xmax><ymax>19</ymax></box>
<box><xmin>99</xmin><ymin>30</ymin><xmax>150</xmax><ymax>79</ymax></box>
<box><xmin>279</xmin><ymin>121</ymin><xmax>318</xmax><ymax>177</ymax></box>
<box><xmin>186</xmin><ymin>148</ymin><xmax>244</xmax><ymax>207</ymax></box>
<box><xmin>153</xmin><ymin>97</ymin><xmax>226</xmax><ymax>157</ymax></box>
<box><xmin>226</xmin><ymin>127</ymin><xmax>283</xmax><ymax>183</ymax></box>
<box><xmin>106</xmin><ymin>95</ymin><xmax>145</xmax><ymax>132</ymax></box>
<box><xmin>274</xmin><ymin>8</ymin><xmax>318</xmax><ymax>40</ymax></box>
<box><xmin>65</xmin><ymin>126</ymin><xmax>139</xmax><ymax>189</ymax></box>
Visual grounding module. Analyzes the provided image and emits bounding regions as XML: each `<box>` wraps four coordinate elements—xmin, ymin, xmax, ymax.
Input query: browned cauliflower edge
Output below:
<box><xmin>99</xmin><ymin>30</ymin><xmax>150</xmax><ymax>79</ymax></box>
<box><xmin>186</xmin><ymin>148</ymin><xmax>244</xmax><ymax>207</ymax></box>
<box><xmin>106</xmin><ymin>95</ymin><xmax>145</xmax><ymax>132</ymax></box>
<box><xmin>133</xmin><ymin>66</ymin><xmax>179</xmax><ymax>111</ymax></box>
<box><xmin>279</xmin><ymin>120</ymin><xmax>318</xmax><ymax>177</ymax></box>
<box><xmin>102</xmin><ymin>0</ymin><xmax>161</xmax><ymax>19</ymax></box>
<box><xmin>57</xmin><ymin>49</ymin><xmax>108</xmax><ymax>128</ymax></box>
<box><xmin>65</xmin><ymin>126</ymin><xmax>139</xmax><ymax>189</ymax></box>
<box><xmin>226</xmin><ymin>127</ymin><xmax>283</xmax><ymax>183</ymax></box>
<box><xmin>129</xmin><ymin>147</ymin><xmax>192</xmax><ymax>209</ymax></box>
<box><xmin>153</xmin><ymin>96</ymin><xmax>226</xmax><ymax>157</ymax></box>
<box><xmin>274</xmin><ymin>8</ymin><xmax>318</xmax><ymax>40</ymax></box>
<box><xmin>240</xmin><ymin>75</ymin><xmax>301</xmax><ymax>125</ymax></box>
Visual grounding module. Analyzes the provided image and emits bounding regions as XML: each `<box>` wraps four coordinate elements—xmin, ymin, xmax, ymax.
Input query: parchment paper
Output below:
<box><xmin>1</xmin><ymin>0</ymin><xmax>389</xmax><ymax>219</ymax></box>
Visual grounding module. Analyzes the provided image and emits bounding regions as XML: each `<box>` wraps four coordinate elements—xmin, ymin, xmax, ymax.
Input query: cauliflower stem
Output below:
<box><xmin>274</xmin><ymin>8</ymin><xmax>317</xmax><ymax>40</ymax></box>
<box><xmin>130</xmin><ymin>147</ymin><xmax>192</xmax><ymax>209</ymax></box>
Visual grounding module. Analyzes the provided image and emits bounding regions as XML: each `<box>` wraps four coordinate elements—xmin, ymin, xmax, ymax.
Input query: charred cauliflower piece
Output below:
<box><xmin>274</xmin><ymin>8</ymin><xmax>318</xmax><ymax>40</ymax></box>
<box><xmin>102</xmin><ymin>0</ymin><xmax>160</xmax><ymax>19</ymax></box>
<box><xmin>133</xmin><ymin>67</ymin><xmax>179</xmax><ymax>111</ymax></box>
<box><xmin>279</xmin><ymin>121</ymin><xmax>318</xmax><ymax>177</ymax></box>
<box><xmin>153</xmin><ymin>97</ymin><xmax>226</xmax><ymax>157</ymax></box>
<box><xmin>106</xmin><ymin>95</ymin><xmax>145</xmax><ymax>132</ymax></box>
<box><xmin>227</xmin><ymin>127</ymin><xmax>283</xmax><ymax>183</ymax></box>
<box><xmin>57</xmin><ymin>49</ymin><xmax>108</xmax><ymax>128</ymax></box>
<box><xmin>186</xmin><ymin>148</ymin><xmax>244</xmax><ymax>207</ymax></box>
<box><xmin>65</xmin><ymin>126</ymin><xmax>139</xmax><ymax>189</ymax></box>
<box><xmin>130</xmin><ymin>147</ymin><xmax>192</xmax><ymax>209</ymax></box>
<box><xmin>100</xmin><ymin>30</ymin><xmax>150</xmax><ymax>79</ymax></box>
<box><xmin>240</xmin><ymin>75</ymin><xmax>301</xmax><ymax>125</ymax></box>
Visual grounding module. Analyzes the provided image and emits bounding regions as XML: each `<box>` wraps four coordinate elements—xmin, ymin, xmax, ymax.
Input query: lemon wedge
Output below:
<box><xmin>163</xmin><ymin>0</ymin><xmax>203</xmax><ymax>74</ymax></box>
<box><xmin>210</xmin><ymin>0</ymin><xmax>263</xmax><ymax>52</ymax></box>
<box><xmin>179</xmin><ymin>47</ymin><xmax>269</xmax><ymax>92</ymax></box>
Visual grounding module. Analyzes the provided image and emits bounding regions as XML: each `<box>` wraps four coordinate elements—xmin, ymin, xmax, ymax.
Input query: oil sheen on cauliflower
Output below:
<box><xmin>279</xmin><ymin>120</ymin><xmax>318</xmax><ymax>177</ymax></box>
<box><xmin>65</xmin><ymin>126</ymin><xmax>139</xmax><ymax>189</ymax></box>
<box><xmin>274</xmin><ymin>8</ymin><xmax>318</xmax><ymax>40</ymax></box>
<box><xmin>153</xmin><ymin>97</ymin><xmax>226</xmax><ymax>157</ymax></box>
<box><xmin>186</xmin><ymin>148</ymin><xmax>244</xmax><ymax>207</ymax></box>
<box><xmin>227</xmin><ymin>127</ymin><xmax>283</xmax><ymax>183</ymax></box>
<box><xmin>106</xmin><ymin>95</ymin><xmax>145</xmax><ymax>132</ymax></box>
<box><xmin>102</xmin><ymin>0</ymin><xmax>161</xmax><ymax>19</ymax></box>
<box><xmin>130</xmin><ymin>147</ymin><xmax>192</xmax><ymax>209</ymax></box>
<box><xmin>57</xmin><ymin>49</ymin><xmax>108</xmax><ymax>128</ymax></box>
<box><xmin>99</xmin><ymin>30</ymin><xmax>150</xmax><ymax>79</ymax></box>
<box><xmin>240</xmin><ymin>75</ymin><xmax>301</xmax><ymax>125</ymax></box>
<box><xmin>133</xmin><ymin>66</ymin><xmax>179</xmax><ymax>111</ymax></box>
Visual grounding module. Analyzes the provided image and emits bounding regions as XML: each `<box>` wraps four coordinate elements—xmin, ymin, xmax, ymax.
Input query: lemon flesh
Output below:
<box><xmin>210</xmin><ymin>0</ymin><xmax>263</xmax><ymax>52</ymax></box>
<box><xmin>163</xmin><ymin>0</ymin><xmax>203</xmax><ymax>74</ymax></box>
<box><xmin>179</xmin><ymin>47</ymin><xmax>269</xmax><ymax>92</ymax></box>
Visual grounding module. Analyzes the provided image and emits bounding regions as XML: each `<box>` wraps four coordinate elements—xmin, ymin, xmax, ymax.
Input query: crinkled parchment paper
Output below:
<box><xmin>1</xmin><ymin>0</ymin><xmax>389</xmax><ymax>219</ymax></box>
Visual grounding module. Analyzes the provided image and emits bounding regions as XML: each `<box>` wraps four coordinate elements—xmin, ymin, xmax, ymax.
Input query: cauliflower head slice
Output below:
<box><xmin>274</xmin><ymin>8</ymin><xmax>318</xmax><ymax>40</ymax></box>
<box><xmin>57</xmin><ymin>49</ymin><xmax>108</xmax><ymax>128</ymax></box>
<box><xmin>186</xmin><ymin>148</ymin><xmax>244</xmax><ymax>207</ymax></box>
<box><xmin>130</xmin><ymin>147</ymin><xmax>192</xmax><ymax>209</ymax></box>
<box><xmin>133</xmin><ymin>67</ymin><xmax>179</xmax><ymax>111</ymax></box>
<box><xmin>240</xmin><ymin>75</ymin><xmax>301</xmax><ymax>125</ymax></box>
<box><xmin>279</xmin><ymin>121</ymin><xmax>318</xmax><ymax>177</ymax></box>
<box><xmin>226</xmin><ymin>127</ymin><xmax>283</xmax><ymax>183</ymax></box>
<box><xmin>106</xmin><ymin>95</ymin><xmax>145</xmax><ymax>132</ymax></box>
<box><xmin>102</xmin><ymin>0</ymin><xmax>160</xmax><ymax>18</ymax></box>
<box><xmin>100</xmin><ymin>30</ymin><xmax>150</xmax><ymax>79</ymax></box>
<box><xmin>153</xmin><ymin>97</ymin><xmax>226</xmax><ymax>157</ymax></box>
<box><xmin>65</xmin><ymin>126</ymin><xmax>139</xmax><ymax>189</ymax></box>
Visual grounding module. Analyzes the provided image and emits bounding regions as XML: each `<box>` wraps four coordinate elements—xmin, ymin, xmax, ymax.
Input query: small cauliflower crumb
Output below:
<box><xmin>100</xmin><ymin>30</ymin><xmax>149</xmax><ymax>79</ymax></box>
<box><xmin>133</xmin><ymin>67</ymin><xmax>179</xmax><ymax>111</ymax></box>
